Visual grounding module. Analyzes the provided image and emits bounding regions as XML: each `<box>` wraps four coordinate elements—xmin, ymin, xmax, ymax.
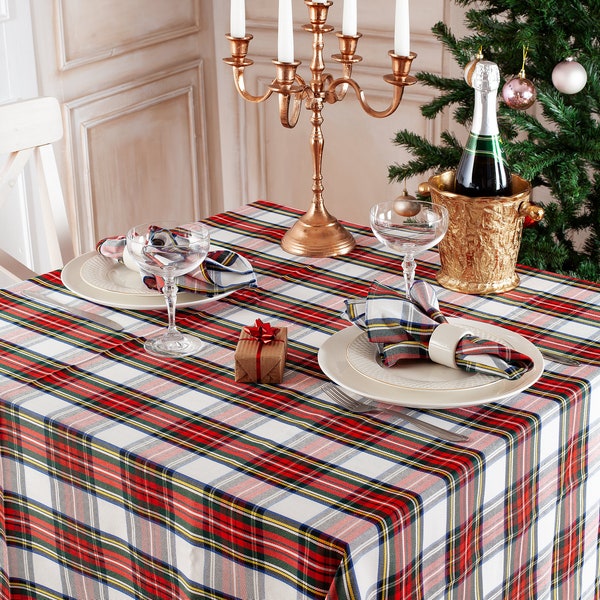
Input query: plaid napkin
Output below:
<box><xmin>344</xmin><ymin>280</ymin><xmax>534</xmax><ymax>380</ymax></box>
<box><xmin>97</xmin><ymin>234</ymin><xmax>256</xmax><ymax>295</ymax></box>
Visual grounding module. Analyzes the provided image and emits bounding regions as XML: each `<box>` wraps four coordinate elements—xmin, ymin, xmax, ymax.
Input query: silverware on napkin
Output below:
<box><xmin>22</xmin><ymin>290</ymin><xmax>123</xmax><ymax>331</ymax></box>
<box><xmin>323</xmin><ymin>384</ymin><xmax>469</xmax><ymax>443</ymax></box>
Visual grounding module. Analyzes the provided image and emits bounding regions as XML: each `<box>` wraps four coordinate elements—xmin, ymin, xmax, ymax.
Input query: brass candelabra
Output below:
<box><xmin>224</xmin><ymin>0</ymin><xmax>416</xmax><ymax>257</ymax></box>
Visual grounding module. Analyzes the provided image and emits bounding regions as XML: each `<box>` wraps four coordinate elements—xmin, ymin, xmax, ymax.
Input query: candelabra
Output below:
<box><xmin>224</xmin><ymin>1</ymin><xmax>416</xmax><ymax>257</ymax></box>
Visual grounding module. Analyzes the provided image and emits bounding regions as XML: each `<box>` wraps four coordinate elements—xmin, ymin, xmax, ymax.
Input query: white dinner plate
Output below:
<box><xmin>61</xmin><ymin>251</ymin><xmax>251</xmax><ymax>310</ymax></box>
<box><xmin>318</xmin><ymin>318</ymin><xmax>544</xmax><ymax>408</ymax></box>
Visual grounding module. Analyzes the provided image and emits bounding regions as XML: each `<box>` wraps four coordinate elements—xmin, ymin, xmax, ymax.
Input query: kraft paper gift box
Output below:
<box><xmin>234</xmin><ymin>319</ymin><xmax>287</xmax><ymax>383</ymax></box>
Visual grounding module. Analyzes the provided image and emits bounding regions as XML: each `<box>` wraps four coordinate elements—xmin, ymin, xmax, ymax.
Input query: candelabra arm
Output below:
<box><xmin>327</xmin><ymin>51</ymin><xmax>417</xmax><ymax>117</ymax></box>
<box><xmin>232</xmin><ymin>69</ymin><xmax>275</xmax><ymax>104</ymax></box>
<box><xmin>278</xmin><ymin>92</ymin><xmax>303</xmax><ymax>129</ymax></box>
<box><xmin>336</xmin><ymin>65</ymin><xmax>353</xmax><ymax>101</ymax></box>
<box><xmin>329</xmin><ymin>76</ymin><xmax>405</xmax><ymax>117</ymax></box>
<box><xmin>324</xmin><ymin>67</ymin><xmax>352</xmax><ymax>104</ymax></box>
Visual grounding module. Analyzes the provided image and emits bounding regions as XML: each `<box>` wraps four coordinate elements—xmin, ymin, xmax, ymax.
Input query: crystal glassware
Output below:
<box><xmin>370</xmin><ymin>199</ymin><xmax>449</xmax><ymax>297</ymax></box>
<box><xmin>126</xmin><ymin>221</ymin><xmax>210</xmax><ymax>357</ymax></box>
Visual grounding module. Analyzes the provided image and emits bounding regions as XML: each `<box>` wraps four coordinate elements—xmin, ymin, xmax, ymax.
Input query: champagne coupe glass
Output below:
<box><xmin>370</xmin><ymin>199</ymin><xmax>449</xmax><ymax>297</ymax></box>
<box><xmin>126</xmin><ymin>221</ymin><xmax>210</xmax><ymax>357</ymax></box>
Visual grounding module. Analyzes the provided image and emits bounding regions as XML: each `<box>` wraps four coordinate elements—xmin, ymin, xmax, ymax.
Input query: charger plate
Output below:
<box><xmin>318</xmin><ymin>318</ymin><xmax>544</xmax><ymax>408</ymax></box>
<box><xmin>61</xmin><ymin>251</ymin><xmax>250</xmax><ymax>310</ymax></box>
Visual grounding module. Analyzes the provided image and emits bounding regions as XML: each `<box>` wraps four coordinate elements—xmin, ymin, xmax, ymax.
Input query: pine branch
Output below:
<box><xmin>389</xmin><ymin>131</ymin><xmax>462</xmax><ymax>182</ymax></box>
<box><xmin>430</xmin><ymin>21</ymin><xmax>480</xmax><ymax>67</ymax></box>
<box><xmin>417</xmin><ymin>77</ymin><xmax>472</xmax><ymax>121</ymax></box>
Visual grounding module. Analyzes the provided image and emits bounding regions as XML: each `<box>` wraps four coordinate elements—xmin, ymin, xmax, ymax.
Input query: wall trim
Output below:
<box><xmin>55</xmin><ymin>0</ymin><xmax>201</xmax><ymax>71</ymax></box>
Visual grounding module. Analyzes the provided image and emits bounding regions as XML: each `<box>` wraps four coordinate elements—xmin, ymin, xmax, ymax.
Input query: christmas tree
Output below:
<box><xmin>389</xmin><ymin>0</ymin><xmax>600</xmax><ymax>282</ymax></box>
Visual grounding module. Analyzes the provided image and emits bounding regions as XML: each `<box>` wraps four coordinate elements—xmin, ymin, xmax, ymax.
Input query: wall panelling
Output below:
<box><xmin>65</xmin><ymin>62</ymin><xmax>210</xmax><ymax>251</ymax></box>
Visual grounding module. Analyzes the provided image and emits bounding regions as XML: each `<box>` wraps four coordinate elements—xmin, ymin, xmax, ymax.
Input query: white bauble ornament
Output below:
<box><xmin>551</xmin><ymin>57</ymin><xmax>587</xmax><ymax>94</ymax></box>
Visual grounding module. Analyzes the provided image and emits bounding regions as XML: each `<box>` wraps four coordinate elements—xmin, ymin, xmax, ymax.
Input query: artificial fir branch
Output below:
<box><xmin>389</xmin><ymin>0</ymin><xmax>600</xmax><ymax>281</ymax></box>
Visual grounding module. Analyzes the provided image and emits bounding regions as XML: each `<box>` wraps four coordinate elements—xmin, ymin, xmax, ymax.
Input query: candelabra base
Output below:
<box><xmin>281</xmin><ymin>204</ymin><xmax>355</xmax><ymax>257</ymax></box>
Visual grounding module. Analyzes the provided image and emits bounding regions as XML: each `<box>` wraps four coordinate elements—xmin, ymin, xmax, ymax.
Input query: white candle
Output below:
<box><xmin>394</xmin><ymin>0</ymin><xmax>410</xmax><ymax>56</ymax></box>
<box><xmin>342</xmin><ymin>0</ymin><xmax>357</xmax><ymax>36</ymax></box>
<box><xmin>230</xmin><ymin>0</ymin><xmax>245</xmax><ymax>38</ymax></box>
<box><xmin>278</xmin><ymin>0</ymin><xmax>294</xmax><ymax>63</ymax></box>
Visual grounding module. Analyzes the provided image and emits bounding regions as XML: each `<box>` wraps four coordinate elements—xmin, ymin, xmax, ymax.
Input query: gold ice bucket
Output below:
<box><xmin>426</xmin><ymin>170</ymin><xmax>543</xmax><ymax>294</ymax></box>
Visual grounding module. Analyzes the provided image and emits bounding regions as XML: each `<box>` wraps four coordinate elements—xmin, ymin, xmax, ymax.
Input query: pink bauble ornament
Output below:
<box><xmin>502</xmin><ymin>75</ymin><xmax>537</xmax><ymax>110</ymax></box>
<box><xmin>552</xmin><ymin>58</ymin><xmax>587</xmax><ymax>94</ymax></box>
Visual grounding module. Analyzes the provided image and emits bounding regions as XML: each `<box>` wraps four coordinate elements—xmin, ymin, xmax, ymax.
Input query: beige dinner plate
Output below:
<box><xmin>318</xmin><ymin>318</ymin><xmax>544</xmax><ymax>408</ymax></box>
<box><xmin>61</xmin><ymin>250</ymin><xmax>250</xmax><ymax>310</ymax></box>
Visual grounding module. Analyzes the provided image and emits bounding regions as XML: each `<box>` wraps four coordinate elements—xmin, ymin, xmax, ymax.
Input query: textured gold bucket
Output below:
<box><xmin>427</xmin><ymin>171</ymin><xmax>541</xmax><ymax>294</ymax></box>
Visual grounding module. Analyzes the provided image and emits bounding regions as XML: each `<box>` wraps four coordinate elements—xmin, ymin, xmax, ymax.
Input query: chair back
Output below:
<box><xmin>0</xmin><ymin>97</ymin><xmax>74</xmax><ymax>282</ymax></box>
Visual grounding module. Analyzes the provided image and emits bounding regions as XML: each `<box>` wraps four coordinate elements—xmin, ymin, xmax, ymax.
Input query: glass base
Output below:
<box><xmin>144</xmin><ymin>330</ymin><xmax>204</xmax><ymax>357</ymax></box>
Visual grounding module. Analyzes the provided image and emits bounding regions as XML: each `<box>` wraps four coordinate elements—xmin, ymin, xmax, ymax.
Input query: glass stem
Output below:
<box><xmin>402</xmin><ymin>254</ymin><xmax>416</xmax><ymax>298</ymax></box>
<box><xmin>163</xmin><ymin>275</ymin><xmax>180</xmax><ymax>336</ymax></box>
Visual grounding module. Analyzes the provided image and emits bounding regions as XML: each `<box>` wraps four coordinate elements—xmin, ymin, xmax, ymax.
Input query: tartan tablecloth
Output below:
<box><xmin>0</xmin><ymin>201</ymin><xmax>598</xmax><ymax>600</ymax></box>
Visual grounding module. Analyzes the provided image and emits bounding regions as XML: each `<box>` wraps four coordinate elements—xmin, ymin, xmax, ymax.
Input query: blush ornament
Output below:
<box><xmin>502</xmin><ymin>74</ymin><xmax>537</xmax><ymax>110</ymax></box>
<box><xmin>502</xmin><ymin>45</ymin><xmax>536</xmax><ymax>110</ymax></box>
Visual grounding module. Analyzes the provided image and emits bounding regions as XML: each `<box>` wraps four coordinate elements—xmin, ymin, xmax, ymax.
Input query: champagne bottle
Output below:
<box><xmin>455</xmin><ymin>60</ymin><xmax>512</xmax><ymax>197</ymax></box>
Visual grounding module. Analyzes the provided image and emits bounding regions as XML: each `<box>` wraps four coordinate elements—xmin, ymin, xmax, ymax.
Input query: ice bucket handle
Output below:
<box><xmin>519</xmin><ymin>201</ymin><xmax>544</xmax><ymax>223</ymax></box>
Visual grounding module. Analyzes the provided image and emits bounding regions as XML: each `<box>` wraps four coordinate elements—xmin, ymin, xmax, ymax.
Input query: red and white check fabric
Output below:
<box><xmin>345</xmin><ymin>280</ymin><xmax>534</xmax><ymax>379</ymax></box>
<box><xmin>0</xmin><ymin>201</ymin><xmax>598</xmax><ymax>600</ymax></box>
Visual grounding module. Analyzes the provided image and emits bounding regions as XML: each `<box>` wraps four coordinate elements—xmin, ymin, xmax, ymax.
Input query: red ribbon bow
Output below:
<box><xmin>245</xmin><ymin>319</ymin><xmax>280</xmax><ymax>344</ymax></box>
<box><xmin>243</xmin><ymin>319</ymin><xmax>282</xmax><ymax>382</ymax></box>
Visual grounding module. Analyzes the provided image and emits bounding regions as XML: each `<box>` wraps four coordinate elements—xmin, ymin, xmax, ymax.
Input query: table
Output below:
<box><xmin>0</xmin><ymin>201</ymin><xmax>598</xmax><ymax>600</ymax></box>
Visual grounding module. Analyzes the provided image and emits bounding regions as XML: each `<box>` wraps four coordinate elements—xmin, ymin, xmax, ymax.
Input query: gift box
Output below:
<box><xmin>234</xmin><ymin>319</ymin><xmax>287</xmax><ymax>383</ymax></box>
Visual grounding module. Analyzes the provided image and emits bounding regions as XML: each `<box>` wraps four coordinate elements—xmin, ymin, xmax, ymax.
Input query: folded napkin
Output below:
<box><xmin>96</xmin><ymin>234</ymin><xmax>256</xmax><ymax>295</ymax></box>
<box><xmin>344</xmin><ymin>280</ymin><xmax>533</xmax><ymax>380</ymax></box>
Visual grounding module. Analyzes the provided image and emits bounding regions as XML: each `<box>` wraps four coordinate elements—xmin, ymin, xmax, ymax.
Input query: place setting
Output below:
<box><xmin>52</xmin><ymin>220</ymin><xmax>256</xmax><ymax>358</ymax></box>
<box><xmin>318</xmin><ymin>278</ymin><xmax>544</xmax><ymax>409</ymax></box>
<box><xmin>318</xmin><ymin>199</ymin><xmax>544</xmax><ymax>410</ymax></box>
<box><xmin>61</xmin><ymin>222</ymin><xmax>256</xmax><ymax>312</ymax></box>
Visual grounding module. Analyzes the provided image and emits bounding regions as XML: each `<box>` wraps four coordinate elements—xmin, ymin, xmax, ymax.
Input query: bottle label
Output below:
<box><xmin>464</xmin><ymin>133</ymin><xmax>508</xmax><ymax>165</ymax></box>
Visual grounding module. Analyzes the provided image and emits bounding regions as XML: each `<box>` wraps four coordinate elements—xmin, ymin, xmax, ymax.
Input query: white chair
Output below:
<box><xmin>0</xmin><ymin>96</ymin><xmax>74</xmax><ymax>282</ymax></box>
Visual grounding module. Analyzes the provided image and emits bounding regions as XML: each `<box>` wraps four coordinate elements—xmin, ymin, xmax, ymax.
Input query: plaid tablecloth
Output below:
<box><xmin>0</xmin><ymin>201</ymin><xmax>598</xmax><ymax>600</ymax></box>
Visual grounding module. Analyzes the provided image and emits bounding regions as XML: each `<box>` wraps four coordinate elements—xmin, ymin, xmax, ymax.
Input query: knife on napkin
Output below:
<box><xmin>23</xmin><ymin>290</ymin><xmax>123</xmax><ymax>332</ymax></box>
